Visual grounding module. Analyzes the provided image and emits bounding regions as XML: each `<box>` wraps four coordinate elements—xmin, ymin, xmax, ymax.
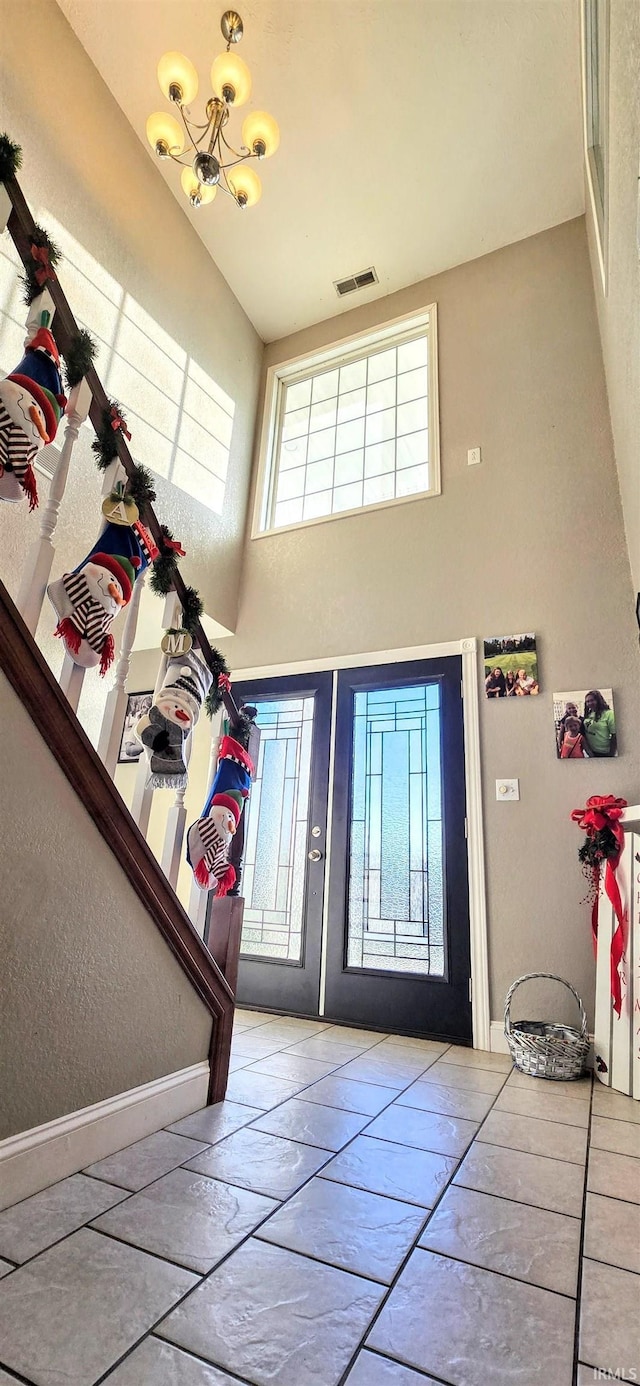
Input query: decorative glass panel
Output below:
<box><xmin>241</xmin><ymin>696</ymin><xmax>315</xmax><ymax>961</ymax></box>
<box><xmin>347</xmin><ymin>683</ymin><xmax>444</xmax><ymax>976</ymax></box>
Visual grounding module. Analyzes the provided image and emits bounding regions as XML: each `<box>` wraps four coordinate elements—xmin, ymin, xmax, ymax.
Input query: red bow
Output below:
<box><xmin>31</xmin><ymin>243</ymin><xmax>55</xmax><ymax>286</ymax></box>
<box><xmin>164</xmin><ymin>537</ymin><xmax>186</xmax><ymax>557</ymax></box>
<box><xmin>218</xmin><ymin>672</ymin><xmax>231</xmax><ymax>692</ymax></box>
<box><xmin>571</xmin><ymin>796</ymin><xmax>628</xmax><ymax>1016</ymax></box>
<box><xmin>109</xmin><ymin>406</ymin><xmax>131</xmax><ymax>440</ymax></box>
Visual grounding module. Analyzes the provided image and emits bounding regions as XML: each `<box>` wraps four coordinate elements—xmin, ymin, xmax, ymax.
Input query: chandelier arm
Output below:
<box><xmin>218</xmin><ymin>128</ymin><xmax>252</xmax><ymax>161</ymax></box>
<box><xmin>177</xmin><ymin>104</ymin><xmax>209</xmax><ymax>155</ymax></box>
<box><xmin>219</xmin><ymin>165</ymin><xmax>240</xmax><ymax>204</ymax></box>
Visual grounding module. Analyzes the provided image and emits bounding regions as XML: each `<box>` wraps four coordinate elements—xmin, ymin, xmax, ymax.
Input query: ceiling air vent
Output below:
<box><xmin>334</xmin><ymin>266</ymin><xmax>378</xmax><ymax>298</ymax></box>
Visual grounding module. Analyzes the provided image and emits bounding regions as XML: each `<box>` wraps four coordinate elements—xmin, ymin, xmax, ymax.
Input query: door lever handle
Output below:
<box><xmin>307</xmin><ymin>848</ymin><xmax>323</xmax><ymax>862</ymax></box>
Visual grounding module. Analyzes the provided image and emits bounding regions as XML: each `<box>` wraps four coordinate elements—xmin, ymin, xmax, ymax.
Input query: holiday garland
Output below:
<box><xmin>1</xmin><ymin>130</ymin><xmax>229</xmax><ymax>707</ymax></box>
<box><xmin>20</xmin><ymin>225</ymin><xmax>62</xmax><ymax>305</ymax></box>
<box><xmin>0</xmin><ymin>133</ymin><xmax>22</xmax><ymax>183</ymax></box>
<box><xmin>63</xmin><ymin>328</ymin><xmax>97</xmax><ymax>389</ymax></box>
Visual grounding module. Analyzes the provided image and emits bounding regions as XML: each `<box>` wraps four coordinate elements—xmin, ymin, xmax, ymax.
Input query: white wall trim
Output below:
<box><xmin>490</xmin><ymin>1020</ymin><xmax>510</xmax><ymax>1054</ymax></box>
<box><xmin>0</xmin><ymin>1062</ymin><xmax>209</xmax><ymax>1211</ymax></box>
<box><xmin>234</xmin><ymin>637</ymin><xmax>491</xmax><ymax>1052</ymax></box>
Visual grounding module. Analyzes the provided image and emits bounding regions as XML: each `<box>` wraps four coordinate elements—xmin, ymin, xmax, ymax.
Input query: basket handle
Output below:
<box><xmin>504</xmin><ymin>972</ymin><xmax>588</xmax><ymax>1039</ymax></box>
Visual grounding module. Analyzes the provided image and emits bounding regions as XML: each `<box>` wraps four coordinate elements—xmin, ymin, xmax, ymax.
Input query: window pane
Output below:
<box><xmin>241</xmin><ymin>696</ymin><xmax>315</xmax><ymax>962</ymax></box>
<box><xmin>334</xmin><ymin>449</ymin><xmax>364</xmax><ymax>486</ymax></box>
<box><xmin>267</xmin><ymin>323</ymin><xmax>435</xmax><ymax>529</ymax></box>
<box><xmin>347</xmin><ymin>683</ymin><xmax>444</xmax><ymax>976</ymax></box>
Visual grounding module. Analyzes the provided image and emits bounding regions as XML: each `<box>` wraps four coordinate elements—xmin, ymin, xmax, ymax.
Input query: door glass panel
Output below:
<box><xmin>347</xmin><ymin>683</ymin><xmax>444</xmax><ymax>975</ymax></box>
<box><xmin>241</xmin><ymin>696</ymin><xmax>315</xmax><ymax>961</ymax></box>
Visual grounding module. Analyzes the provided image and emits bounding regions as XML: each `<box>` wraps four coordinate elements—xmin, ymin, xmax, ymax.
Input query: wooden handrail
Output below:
<box><xmin>0</xmin><ymin>579</ymin><xmax>233</xmax><ymax>1102</ymax></box>
<box><xmin>3</xmin><ymin>173</ymin><xmax>241</xmax><ymax>727</ymax></box>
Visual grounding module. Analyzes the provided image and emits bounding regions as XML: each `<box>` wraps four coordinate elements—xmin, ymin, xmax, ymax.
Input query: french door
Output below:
<box><xmin>232</xmin><ymin>656</ymin><xmax>471</xmax><ymax>1042</ymax></box>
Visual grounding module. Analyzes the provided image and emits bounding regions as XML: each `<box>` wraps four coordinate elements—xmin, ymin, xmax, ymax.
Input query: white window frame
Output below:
<box><xmin>580</xmin><ymin>0</ymin><xmax>610</xmax><ymax>293</ymax></box>
<box><xmin>252</xmin><ymin>305</ymin><xmax>440</xmax><ymax>539</ymax></box>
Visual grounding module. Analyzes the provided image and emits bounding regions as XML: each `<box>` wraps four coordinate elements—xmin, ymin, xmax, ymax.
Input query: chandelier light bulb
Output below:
<box><xmin>241</xmin><ymin>110</ymin><xmax>280</xmax><ymax>159</ymax></box>
<box><xmin>181</xmin><ymin>166</ymin><xmax>217</xmax><ymax>206</ymax></box>
<box><xmin>211</xmin><ymin>50</ymin><xmax>252</xmax><ymax>106</ymax></box>
<box><xmin>145</xmin><ymin>111</ymin><xmax>185</xmax><ymax>157</ymax></box>
<box><xmin>157</xmin><ymin>51</ymin><xmax>199</xmax><ymax>105</ymax></box>
<box><xmin>228</xmin><ymin>165</ymin><xmax>262</xmax><ymax>207</ymax></box>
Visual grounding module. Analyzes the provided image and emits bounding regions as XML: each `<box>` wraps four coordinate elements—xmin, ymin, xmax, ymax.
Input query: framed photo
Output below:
<box><xmin>483</xmin><ymin>633</ymin><xmax>539</xmax><ymax>698</ymax></box>
<box><xmin>553</xmin><ymin>688</ymin><xmax>617</xmax><ymax>759</ymax></box>
<box><xmin>118</xmin><ymin>690</ymin><xmax>153</xmax><ymax>764</ymax></box>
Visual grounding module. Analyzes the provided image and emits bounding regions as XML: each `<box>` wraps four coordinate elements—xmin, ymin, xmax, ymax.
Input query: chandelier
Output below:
<box><xmin>146</xmin><ymin>10</ymin><xmax>279</xmax><ymax>210</ymax></box>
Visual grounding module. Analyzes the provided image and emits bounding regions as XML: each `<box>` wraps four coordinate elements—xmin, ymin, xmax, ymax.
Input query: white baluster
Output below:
<box><xmin>0</xmin><ymin>185</ymin><xmax>12</xmax><ymax>233</ymax></box>
<box><xmin>97</xmin><ymin>569</ymin><xmax>146</xmax><ymax>778</ymax></box>
<box><xmin>160</xmin><ymin>730</ymin><xmax>193</xmax><ymax>890</ymax></box>
<box><xmin>58</xmin><ymin>653</ymin><xmax>85</xmax><ymax>712</ymax></box>
<box><xmin>131</xmin><ymin>593</ymin><xmax>180</xmax><ymax>836</ymax></box>
<box><xmin>188</xmin><ymin>709</ymin><xmax>223</xmax><ymax>936</ymax></box>
<box><xmin>17</xmin><ymin>378</ymin><xmax>92</xmax><ymax>635</ymax></box>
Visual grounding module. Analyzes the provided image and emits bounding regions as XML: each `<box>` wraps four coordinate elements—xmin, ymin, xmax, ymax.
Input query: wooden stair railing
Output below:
<box><xmin>2</xmin><ymin>172</ymin><xmax>242</xmax><ymax>726</ymax></box>
<box><xmin>0</xmin><ymin>578</ymin><xmax>234</xmax><ymax>1104</ymax></box>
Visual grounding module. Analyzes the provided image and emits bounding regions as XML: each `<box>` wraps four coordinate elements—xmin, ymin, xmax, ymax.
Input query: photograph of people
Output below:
<box><xmin>553</xmin><ymin>689</ymin><xmax>617</xmax><ymax>760</ymax></box>
<box><xmin>483</xmin><ymin>634</ymin><xmax>539</xmax><ymax>700</ymax></box>
<box><xmin>560</xmin><ymin>715</ymin><xmax>587</xmax><ymax>758</ymax></box>
<box><xmin>485</xmin><ymin>667</ymin><xmax>506</xmax><ymax>698</ymax></box>
<box><xmin>582</xmin><ymin>689</ymin><xmax>617</xmax><ymax>757</ymax></box>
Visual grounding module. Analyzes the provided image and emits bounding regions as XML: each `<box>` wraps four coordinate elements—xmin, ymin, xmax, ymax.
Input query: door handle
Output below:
<box><xmin>308</xmin><ymin>848</ymin><xmax>323</xmax><ymax>862</ymax></box>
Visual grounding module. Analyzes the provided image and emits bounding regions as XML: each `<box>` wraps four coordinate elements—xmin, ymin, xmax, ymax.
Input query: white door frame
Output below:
<box><xmin>233</xmin><ymin>637</ymin><xmax>490</xmax><ymax>1050</ymax></box>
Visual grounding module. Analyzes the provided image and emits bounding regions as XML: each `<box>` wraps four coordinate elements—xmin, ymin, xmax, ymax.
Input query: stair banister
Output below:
<box><xmin>3</xmin><ymin>172</ymin><xmax>243</xmax><ymax>729</ymax></box>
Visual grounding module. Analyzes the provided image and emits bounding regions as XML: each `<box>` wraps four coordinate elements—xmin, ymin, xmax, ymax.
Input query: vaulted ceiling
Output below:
<box><xmin>57</xmin><ymin>0</ymin><xmax>584</xmax><ymax>342</ymax></box>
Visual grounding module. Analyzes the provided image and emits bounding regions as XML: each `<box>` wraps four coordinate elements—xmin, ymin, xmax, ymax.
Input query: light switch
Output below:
<box><xmin>496</xmin><ymin>779</ymin><xmax>519</xmax><ymax>801</ymax></box>
<box><xmin>467</xmin><ymin>447</ymin><xmax>482</xmax><ymax>466</ymax></box>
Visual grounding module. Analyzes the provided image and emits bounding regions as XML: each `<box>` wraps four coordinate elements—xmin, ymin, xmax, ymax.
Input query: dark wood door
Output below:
<box><xmin>231</xmin><ymin>671</ymin><xmax>332</xmax><ymax>1016</ymax></box>
<box><xmin>324</xmin><ymin>658</ymin><xmax>472</xmax><ymax>1042</ymax></box>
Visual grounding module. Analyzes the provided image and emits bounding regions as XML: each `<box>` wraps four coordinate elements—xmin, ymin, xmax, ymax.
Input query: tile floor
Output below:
<box><xmin>0</xmin><ymin>1011</ymin><xmax>638</xmax><ymax>1386</ymax></box>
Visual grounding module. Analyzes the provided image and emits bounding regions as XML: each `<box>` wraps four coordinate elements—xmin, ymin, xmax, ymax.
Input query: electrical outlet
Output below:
<box><xmin>496</xmin><ymin>779</ymin><xmax>520</xmax><ymax>802</ymax></box>
<box><xmin>468</xmin><ymin>447</ymin><xmax>481</xmax><ymax>466</ymax></box>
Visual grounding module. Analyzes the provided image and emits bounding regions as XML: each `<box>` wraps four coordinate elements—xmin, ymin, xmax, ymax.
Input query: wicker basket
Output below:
<box><xmin>504</xmin><ymin>972</ymin><xmax>589</xmax><ymax>1080</ymax></box>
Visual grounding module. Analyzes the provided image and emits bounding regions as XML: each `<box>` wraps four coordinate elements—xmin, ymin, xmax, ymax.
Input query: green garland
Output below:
<box><xmin>0</xmin><ymin>133</ymin><xmax>22</xmax><ymax>183</ymax></box>
<box><xmin>181</xmin><ymin>586</ymin><xmax>204</xmax><ymax>635</ymax></box>
<box><xmin>203</xmin><ymin>648</ymin><xmax>231</xmax><ymax>718</ymax></box>
<box><xmin>232</xmin><ymin>706</ymin><xmax>257</xmax><ymax>749</ymax></box>
<box><xmin>149</xmin><ymin>525</ymin><xmax>181</xmax><ymax>595</ymax></box>
<box><xmin>63</xmin><ymin>328</ymin><xmax>97</xmax><ymax>389</ymax></box>
<box><xmin>21</xmin><ymin>224</ymin><xmax>62</xmax><ymax>305</ymax></box>
<box><xmin>128</xmin><ymin>464</ymin><xmax>156</xmax><ymax>513</ymax></box>
<box><xmin>91</xmin><ymin>400</ymin><xmax>129</xmax><ymax>470</ymax></box>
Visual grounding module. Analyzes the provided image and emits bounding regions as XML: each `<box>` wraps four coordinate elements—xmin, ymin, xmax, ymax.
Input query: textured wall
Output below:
<box><xmin>0</xmin><ymin>0</ymin><xmax>262</xmax><ymax>635</ymax></box>
<box><xmin>0</xmin><ymin>670</ymin><xmax>212</xmax><ymax>1141</ymax></box>
<box><xmin>585</xmin><ymin>0</ymin><xmax>640</xmax><ymax>593</ymax></box>
<box><xmin>220</xmin><ymin>217</ymin><xmax>640</xmax><ymax>1026</ymax></box>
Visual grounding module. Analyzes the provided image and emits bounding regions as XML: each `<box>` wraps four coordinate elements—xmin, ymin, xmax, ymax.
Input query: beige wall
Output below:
<box><xmin>0</xmin><ymin>669</ymin><xmax>212</xmax><ymax>1142</ymax></box>
<box><xmin>0</xmin><ymin>0</ymin><xmax>263</xmax><ymax>635</ymax></box>
<box><xmin>585</xmin><ymin>0</ymin><xmax>640</xmax><ymax>593</ymax></box>
<box><xmin>220</xmin><ymin>217</ymin><xmax>640</xmax><ymax>1025</ymax></box>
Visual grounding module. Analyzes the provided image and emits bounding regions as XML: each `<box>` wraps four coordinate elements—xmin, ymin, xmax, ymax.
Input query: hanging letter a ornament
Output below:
<box><xmin>101</xmin><ymin>481</ymin><xmax>139</xmax><ymax>527</ymax></box>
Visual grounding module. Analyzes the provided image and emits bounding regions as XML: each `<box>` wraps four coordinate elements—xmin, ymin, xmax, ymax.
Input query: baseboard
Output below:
<box><xmin>490</xmin><ymin>1021</ymin><xmax>510</xmax><ymax>1054</ymax></box>
<box><xmin>0</xmin><ymin>1061</ymin><xmax>210</xmax><ymax>1211</ymax></box>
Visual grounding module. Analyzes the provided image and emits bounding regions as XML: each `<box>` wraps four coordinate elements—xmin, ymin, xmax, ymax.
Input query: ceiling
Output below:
<box><xmin>56</xmin><ymin>0</ymin><xmax>584</xmax><ymax>343</ymax></box>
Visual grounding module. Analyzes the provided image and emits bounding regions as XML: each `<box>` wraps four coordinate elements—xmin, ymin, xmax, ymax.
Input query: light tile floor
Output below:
<box><xmin>0</xmin><ymin>1010</ymin><xmax>638</xmax><ymax>1386</ymax></box>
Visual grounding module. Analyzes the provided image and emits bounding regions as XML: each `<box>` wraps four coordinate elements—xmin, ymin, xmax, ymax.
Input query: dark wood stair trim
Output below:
<box><xmin>0</xmin><ymin>578</ymin><xmax>233</xmax><ymax>1101</ymax></box>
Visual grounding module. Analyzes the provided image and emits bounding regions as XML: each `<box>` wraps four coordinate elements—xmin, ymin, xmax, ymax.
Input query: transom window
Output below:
<box><xmin>255</xmin><ymin>310</ymin><xmax>439</xmax><ymax>534</ymax></box>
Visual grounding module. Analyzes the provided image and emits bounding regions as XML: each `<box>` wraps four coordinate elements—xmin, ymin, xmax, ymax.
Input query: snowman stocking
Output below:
<box><xmin>187</xmin><ymin>735</ymin><xmax>253</xmax><ymax>895</ymax></box>
<box><xmin>135</xmin><ymin>647</ymin><xmax>212</xmax><ymax>789</ymax></box>
<box><xmin>47</xmin><ymin>519</ymin><xmax>155</xmax><ymax>674</ymax></box>
<box><xmin>0</xmin><ymin>321</ymin><xmax>66</xmax><ymax>510</ymax></box>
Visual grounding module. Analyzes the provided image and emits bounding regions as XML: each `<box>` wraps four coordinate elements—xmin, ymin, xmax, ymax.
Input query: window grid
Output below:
<box><xmin>347</xmin><ymin>683</ymin><xmax>445</xmax><ymax>977</ymax></box>
<box><xmin>265</xmin><ymin>322</ymin><xmax>436</xmax><ymax>532</ymax></box>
